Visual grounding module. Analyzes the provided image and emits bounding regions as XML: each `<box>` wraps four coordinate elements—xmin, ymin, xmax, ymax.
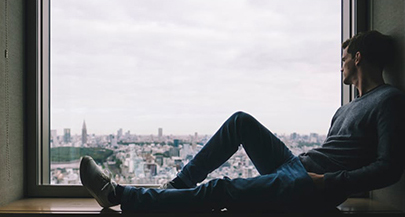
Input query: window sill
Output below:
<box><xmin>0</xmin><ymin>198</ymin><xmax>121</xmax><ymax>215</ymax></box>
<box><xmin>0</xmin><ymin>198</ymin><xmax>403</xmax><ymax>216</ymax></box>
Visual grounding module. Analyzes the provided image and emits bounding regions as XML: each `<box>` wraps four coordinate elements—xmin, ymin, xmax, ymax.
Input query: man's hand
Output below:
<box><xmin>307</xmin><ymin>172</ymin><xmax>325</xmax><ymax>190</ymax></box>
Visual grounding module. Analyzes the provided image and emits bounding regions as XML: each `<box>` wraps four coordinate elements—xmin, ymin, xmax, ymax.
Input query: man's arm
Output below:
<box><xmin>323</xmin><ymin>95</ymin><xmax>405</xmax><ymax>195</ymax></box>
<box><xmin>308</xmin><ymin>172</ymin><xmax>324</xmax><ymax>190</ymax></box>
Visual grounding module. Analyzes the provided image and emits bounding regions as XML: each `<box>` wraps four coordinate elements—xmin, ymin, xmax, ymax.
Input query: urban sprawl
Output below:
<box><xmin>50</xmin><ymin>121</ymin><xmax>325</xmax><ymax>186</ymax></box>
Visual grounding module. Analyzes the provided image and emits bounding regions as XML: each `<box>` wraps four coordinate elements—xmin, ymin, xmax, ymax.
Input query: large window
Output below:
<box><xmin>47</xmin><ymin>0</ymin><xmax>341</xmax><ymax>186</ymax></box>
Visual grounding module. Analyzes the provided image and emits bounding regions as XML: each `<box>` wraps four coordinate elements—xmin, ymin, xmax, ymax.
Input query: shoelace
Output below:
<box><xmin>101</xmin><ymin>169</ymin><xmax>116</xmax><ymax>197</ymax></box>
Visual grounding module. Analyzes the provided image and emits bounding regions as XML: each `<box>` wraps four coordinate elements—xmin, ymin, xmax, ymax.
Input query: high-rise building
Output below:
<box><xmin>124</xmin><ymin>130</ymin><xmax>131</xmax><ymax>140</ymax></box>
<box><xmin>193</xmin><ymin>132</ymin><xmax>198</xmax><ymax>150</ymax></box>
<box><xmin>50</xmin><ymin>129</ymin><xmax>58</xmax><ymax>147</ymax></box>
<box><xmin>181</xmin><ymin>144</ymin><xmax>192</xmax><ymax>159</ymax></box>
<box><xmin>158</xmin><ymin>128</ymin><xmax>163</xmax><ymax>140</ymax></box>
<box><xmin>109</xmin><ymin>134</ymin><xmax>117</xmax><ymax>146</ymax></box>
<box><xmin>117</xmin><ymin>128</ymin><xmax>123</xmax><ymax>140</ymax></box>
<box><xmin>173</xmin><ymin>139</ymin><xmax>179</xmax><ymax>147</ymax></box>
<box><xmin>82</xmin><ymin>120</ymin><xmax>87</xmax><ymax>146</ymax></box>
<box><xmin>169</xmin><ymin>147</ymin><xmax>180</xmax><ymax>157</ymax></box>
<box><xmin>194</xmin><ymin>132</ymin><xmax>198</xmax><ymax>141</ymax></box>
<box><xmin>290</xmin><ymin>132</ymin><xmax>298</xmax><ymax>140</ymax></box>
<box><xmin>63</xmin><ymin>128</ymin><xmax>71</xmax><ymax>144</ymax></box>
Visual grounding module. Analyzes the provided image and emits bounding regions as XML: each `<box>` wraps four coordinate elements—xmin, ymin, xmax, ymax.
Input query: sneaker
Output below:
<box><xmin>80</xmin><ymin>156</ymin><xmax>118</xmax><ymax>208</ymax></box>
<box><xmin>159</xmin><ymin>181</ymin><xmax>176</xmax><ymax>189</ymax></box>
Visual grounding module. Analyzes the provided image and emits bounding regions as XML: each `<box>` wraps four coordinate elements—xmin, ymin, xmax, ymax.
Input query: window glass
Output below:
<box><xmin>50</xmin><ymin>0</ymin><xmax>341</xmax><ymax>185</ymax></box>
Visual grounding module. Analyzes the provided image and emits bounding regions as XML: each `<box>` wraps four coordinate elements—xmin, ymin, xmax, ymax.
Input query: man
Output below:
<box><xmin>80</xmin><ymin>30</ymin><xmax>405</xmax><ymax>212</ymax></box>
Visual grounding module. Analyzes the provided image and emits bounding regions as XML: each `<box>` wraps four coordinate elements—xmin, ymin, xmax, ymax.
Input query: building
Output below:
<box><xmin>81</xmin><ymin>120</ymin><xmax>87</xmax><ymax>146</ymax></box>
<box><xmin>117</xmin><ymin>128</ymin><xmax>123</xmax><ymax>141</ymax></box>
<box><xmin>63</xmin><ymin>128</ymin><xmax>71</xmax><ymax>144</ymax></box>
<box><xmin>109</xmin><ymin>134</ymin><xmax>117</xmax><ymax>146</ymax></box>
<box><xmin>173</xmin><ymin>139</ymin><xmax>179</xmax><ymax>147</ymax></box>
<box><xmin>169</xmin><ymin>147</ymin><xmax>180</xmax><ymax>157</ymax></box>
<box><xmin>50</xmin><ymin>130</ymin><xmax>58</xmax><ymax>147</ymax></box>
<box><xmin>158</xmin><ymin>128</ymin><xmax>163</xmax><ymax>140</ymax></box>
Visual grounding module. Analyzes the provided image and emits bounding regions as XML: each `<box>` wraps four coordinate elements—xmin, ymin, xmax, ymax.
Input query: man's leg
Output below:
<box><xmin>80</xmin><ymin>154</ymin><xmax>324</xmax><ymax>212</ymax></box>
<box><xmin>121</xmin><ymin>157</ymin><xmax>319</xmax><ymax>212</ymax></box>
<box><xmin>177</xmin><ymin>111</ymin><xmax>293</xmax><ymax>188</ymax></box>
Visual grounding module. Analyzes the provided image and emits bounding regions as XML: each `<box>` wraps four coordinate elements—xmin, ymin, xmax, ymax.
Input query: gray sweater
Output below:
<box><xmin>299</xmin><ymin>84</ymin><xmax>405</xmax><ymax>204</ymax></box>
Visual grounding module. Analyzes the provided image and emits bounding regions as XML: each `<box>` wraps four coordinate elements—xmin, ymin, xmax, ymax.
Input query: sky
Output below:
<box><xmin>50</xmin><ymin>0</ymin><xmax>341</xmax><ymax>136</ymax></box>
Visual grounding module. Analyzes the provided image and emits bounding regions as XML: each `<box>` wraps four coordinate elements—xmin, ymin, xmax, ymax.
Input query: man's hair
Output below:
<box><xmin>342</xmin><ymin>30</ymin><xmax>394</xmax><ymax>70</ymax></box>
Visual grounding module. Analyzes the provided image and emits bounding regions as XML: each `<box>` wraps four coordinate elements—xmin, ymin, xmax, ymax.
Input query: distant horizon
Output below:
<box><xmin>50</xmin><ymin>124</ymin><xmax>328</xmax><ymax>137</ymax></box>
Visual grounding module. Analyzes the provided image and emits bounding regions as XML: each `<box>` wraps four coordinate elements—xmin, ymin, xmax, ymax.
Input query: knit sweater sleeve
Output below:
<box><xmin>323</xmin><ymin>94</ymin><xmax>405</xmax><ymax>195</ymax></box>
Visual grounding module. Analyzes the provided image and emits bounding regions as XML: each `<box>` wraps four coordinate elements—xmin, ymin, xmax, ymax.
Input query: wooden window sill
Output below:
<box><xmin>0</xmin><ymin>198</ymin><xmax>120</xmax><ymax>215</ymax></box>
<box><xmin>0</xmin><ymin>198</ymin><xmax>403</xmax><ymax>216</ymax></box>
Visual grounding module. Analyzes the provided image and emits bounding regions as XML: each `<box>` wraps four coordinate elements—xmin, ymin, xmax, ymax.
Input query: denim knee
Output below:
<box><xmin>229</xmin><ymin>111</ymin><xmax>255</xmax><ymax>126</ymax></box>
<box><xmin>231</xmin><ymin>111</ymin><xmax>251</xmax><ymax>120</ymax></box>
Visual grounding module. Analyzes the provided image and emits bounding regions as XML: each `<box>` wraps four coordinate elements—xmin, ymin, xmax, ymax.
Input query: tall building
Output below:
<box><xmin>50</xmin><ymin>129</ymin><xmax>58</xmax><ymax>147</ymax></box>
<box><xmin>290</xmin><ymin>132</ymin><xmax>298</xmax><ymax>140</ymax></box>
<box><xmin>194</xmin><ymin>132</ymin><xmax>198</xmax><ymax>141</ymax></box>
<box><xmin>63</xmin><ymin>128</ymin><xmax>71</xmax><ymax>144</ymax></box>
<box><xmin>193</xmin><ymin>132</ymin><xmax>198</xmax><ymax>150</ymax></box>
<box><xmin>81</xmin><ymin>120</ymin><xmax>87</xmax><ymax>146</ymax></box>
<box><xmin>125</xmin><ymin>130</ymin><xmax>131</xmax><ymax>140</ymax></box>
<box><xmin>109</xmin><ymin>134</ymin><xmax>117</xmax><ymax>146</ymax></box>
<box><xmin>173</xmin><ymin>139</ymin><xmax>179</xmax><ymax>147</ymax></box>
<box><xmin>158</xmin><ymin>128</ymin><xmax>163</xmax><ymax>140</ymax></box>
<box><xmin>117</xmin><ymin>128</ymin><xmax>123</xmax><ymax>140</ymax></box>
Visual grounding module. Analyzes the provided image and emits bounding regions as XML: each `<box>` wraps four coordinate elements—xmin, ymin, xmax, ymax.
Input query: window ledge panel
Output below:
<box><xmin>0</xmin><ymin>198</ymin><xmax>403</xmax><ymax>216</ymax></box>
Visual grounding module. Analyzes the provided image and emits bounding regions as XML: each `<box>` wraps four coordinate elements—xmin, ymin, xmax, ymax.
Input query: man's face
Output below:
<box><xmin>341</xmin><ymin>47</ymin><xmax>357</xmax><ymax>85</ymax></box>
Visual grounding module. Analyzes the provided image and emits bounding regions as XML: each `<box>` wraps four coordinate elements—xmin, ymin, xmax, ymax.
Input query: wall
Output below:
<box><xmin>371</xmin><ymin>0</ymin><xmax>405</xmax><ymax>92</ymax></box>
<box><xmin>369</xmin><ymin>0</ymin><xmax>405</xmax><ymax>212</ymax></box>
<box><xmin>0</xmin><ymin>0</ymin><xmax>25</xmax><ymax>206</ymax></box>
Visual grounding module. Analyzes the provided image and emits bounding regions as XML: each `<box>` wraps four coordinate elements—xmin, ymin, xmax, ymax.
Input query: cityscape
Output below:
<box><xmin>50</xmin><ymin>120</ymin><xmax>325</xmax><ymax>186</ymax></box>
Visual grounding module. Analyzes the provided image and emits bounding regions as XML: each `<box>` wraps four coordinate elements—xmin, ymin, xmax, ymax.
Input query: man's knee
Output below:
<box><xmin>231</xmin><ymin>111</ymin><xmax>251</xmax><ymax>119</ymax></box>
<box><xmin>230</xmin><ymin>111</ymin><xmax>255</xmax><ymax>124</ymax></box>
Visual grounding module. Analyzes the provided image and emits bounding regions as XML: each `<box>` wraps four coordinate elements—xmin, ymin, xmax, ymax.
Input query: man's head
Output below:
<box><xmin>341</xmin><ymin>30</ymin><xmax>394</xmax><ymax>85</ymax></box>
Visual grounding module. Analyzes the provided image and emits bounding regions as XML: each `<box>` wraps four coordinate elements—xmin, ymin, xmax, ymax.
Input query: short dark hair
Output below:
<box><xmin>342</xmin><ymin>30</ymin><xmax>394</xmax><ymax>70</ymax></box>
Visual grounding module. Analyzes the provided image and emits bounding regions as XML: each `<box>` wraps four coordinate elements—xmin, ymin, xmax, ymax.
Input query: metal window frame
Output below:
<box><xmin>341</xmin><ymin>0</ymin><xmax>370</xmax><ymax>105</ymax></box>
<box><xmin>26</xmin><ymin>0</ymin><xmax>365</xmax><ymax>197</ymax></box>
<box><xmin>27</xmin><ymin>0</ymin><xmax>90</xmax><ymax>197</ymax></box>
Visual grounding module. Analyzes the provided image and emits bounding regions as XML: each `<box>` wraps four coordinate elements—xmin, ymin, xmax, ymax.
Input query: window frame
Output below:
<box><xmin>26</xmin><ymin>0</ymin><xmax>363</xmax><ymax>197</ymax></box>
<box><xmin>341</xmin><ymin>0</ymin><xmax>370</xmax><ymax>105</ymax></box>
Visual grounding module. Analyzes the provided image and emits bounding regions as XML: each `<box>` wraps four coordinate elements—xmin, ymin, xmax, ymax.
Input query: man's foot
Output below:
<box><xmin>80</xmin><ymin>156</ymin><xmax>119</xmax><ymax>208</ymax></box>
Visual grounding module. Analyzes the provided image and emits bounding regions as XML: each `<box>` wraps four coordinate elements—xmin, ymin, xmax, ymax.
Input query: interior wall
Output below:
<box><xmin>0</xmin><ymin>0</ymin><xmax>25</xmax><ymax>206</ymax></box>
<box><xmin>371</xmin><ymin>0</ymin><xmax>405</xmax><ymax>92</ymax></box>
<box><xmin>369</xmin><ymin>0</ymin><xmax>405</xmax><ymax>212</ymax></box>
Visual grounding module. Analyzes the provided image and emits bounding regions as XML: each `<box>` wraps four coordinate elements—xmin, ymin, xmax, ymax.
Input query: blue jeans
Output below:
<box><xmin>121</xmin><ymin>112</ymin><xmax>321</xmax><ymax>212</ymax></box>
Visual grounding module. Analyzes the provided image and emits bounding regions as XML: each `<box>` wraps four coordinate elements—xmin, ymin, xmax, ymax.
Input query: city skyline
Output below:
<box><xmin>50</xmin><ymin>120</ymin><xmax>324</xmax><ymax>185</ymax></box>
<box><xmin>51</xmin><ymin>120</ymin><xmax>327</xmax><ymax>139</ymax></box>
<box><xmin>51</xmin><ymin>119</ymin><xmax>334</xmax><ymax>136</ymax></box>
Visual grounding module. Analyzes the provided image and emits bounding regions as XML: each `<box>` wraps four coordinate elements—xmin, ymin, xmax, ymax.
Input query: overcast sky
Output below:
<box><xmin>50</xmin><ymin>0</ymin><xmax>341</xmax><ymax>136</ymax></box>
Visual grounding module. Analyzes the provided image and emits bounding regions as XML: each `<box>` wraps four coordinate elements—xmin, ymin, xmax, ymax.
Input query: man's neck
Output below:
<box><xmin>355</xmin><ymin>68</ymin><xmax>385</xmax><ymax>97</ymax></box>
<box><xmin>356</xmin><ymin>80</ymin><xmax>385</xmax><ymax>97</ymax></box>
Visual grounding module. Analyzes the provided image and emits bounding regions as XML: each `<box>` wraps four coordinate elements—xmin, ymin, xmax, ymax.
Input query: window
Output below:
<box><xmin>49</xmin><ymin>0</ymin><xmax>340</xmax><ymax>185</ymax></box>
<box><xmin>28</xmin><ymin>0</ymin><xmax>360</xmax><ymax>196</ymax></box>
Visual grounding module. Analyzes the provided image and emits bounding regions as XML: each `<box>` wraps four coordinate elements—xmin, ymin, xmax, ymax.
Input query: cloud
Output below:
<box><xmin>50</xmin><ymin>0</ymin><xmax>341</xmax><ymax>135</ymax></box>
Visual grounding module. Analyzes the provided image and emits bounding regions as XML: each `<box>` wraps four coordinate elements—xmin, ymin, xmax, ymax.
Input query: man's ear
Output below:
<box><xmin>354</xmin><ymin>51</ymin><xmax>362</xmax><ymax>66</ymax></box>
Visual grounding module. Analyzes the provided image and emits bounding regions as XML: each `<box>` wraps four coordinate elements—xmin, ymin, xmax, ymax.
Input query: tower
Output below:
<box><xmin>81</xmin><ymin>120</ymin><xmax>87</xmax><ymax>146</ymax></box>
<box><xmin>63</xmin><ymin>128</ymin><xmax>71</xmax><ymax>144</ymax></box>
<box><xmin>117</xmin><ymin>128</ymin><xmax>123</xmax><ymax>140</ymax></box>
<box><xmin>50</xmin><ymin>129</ymin><xmax>58</xmax><ymax>147</ymax></box>
<box><xmin>158</xmin><ymin>128</ymin><xmax>163</xmax><ymax>140</ymax></box>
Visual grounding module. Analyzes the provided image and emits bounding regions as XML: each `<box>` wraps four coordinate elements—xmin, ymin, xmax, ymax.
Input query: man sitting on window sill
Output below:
<box><xmin>80</xmin><ymin>30</ymin><xmax>405</xmax><ymax>213</ymax></box>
